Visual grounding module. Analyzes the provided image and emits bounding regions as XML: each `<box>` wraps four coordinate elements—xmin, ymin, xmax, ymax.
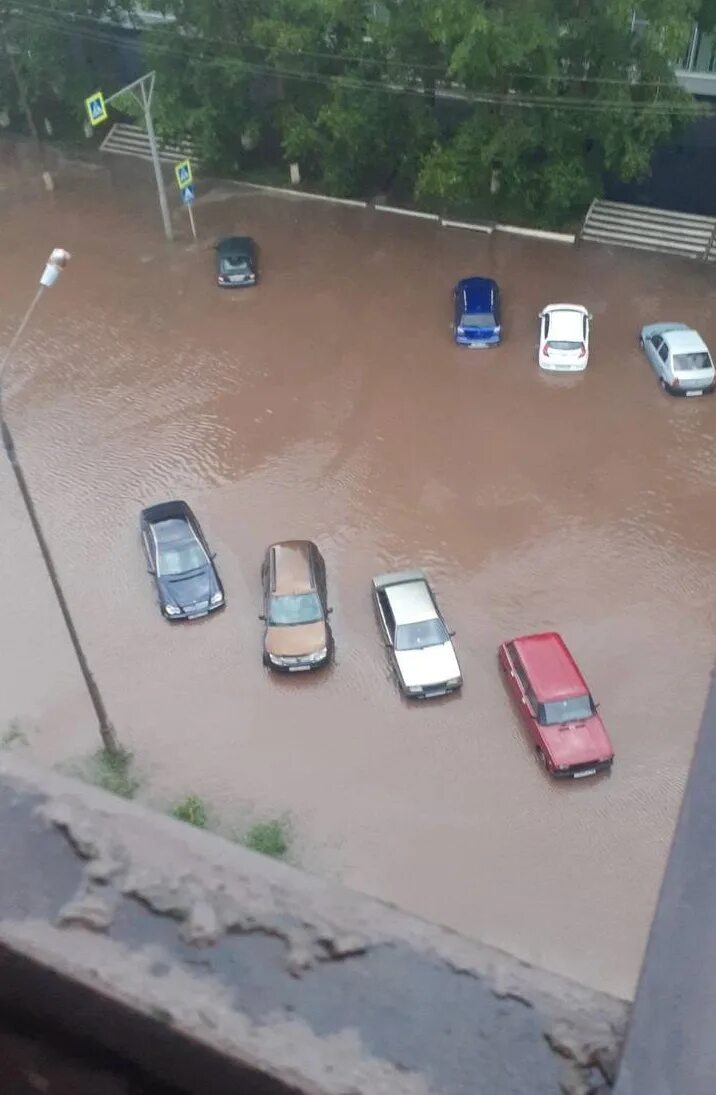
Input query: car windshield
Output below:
<box><xmin>221</xmin><ymin>255</ymin><xmax>249</xmax><ymax>273</ymax></box>
<box><xmin>158</xmin><ymin>540</ymin><xmax>207</xmax><ymax>576</ymax></box>
<box><xmin>268</xmin><ymin>592</ymin><xmax>323</xmax><ymax>626</ymax></box>
<box><xmin>539</xmin><ymin>694</ymin><xmax>594</xmax><ymax>726</ymax></box>
<box><xmin>461</xmin><ymin>312</ymin><xmax>495</xmax><ymax>327</ymax></box>
<box><xmin>548</xmin><ymin>340</ymin><xmax>582</xmax><ymax>351</ymax></box>
<box><xmin>673</xmin><ymin>351</ymin><xmax>712</xmax><ymax>372</ymax></box>
<box><xmin>395</xmin><ymin>618</ymin><xmax>448</xmax><ymax>651</ymax></box>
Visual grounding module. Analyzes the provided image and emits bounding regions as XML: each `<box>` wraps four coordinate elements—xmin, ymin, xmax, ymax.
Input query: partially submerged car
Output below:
<box><xmin>372</xmin><ymin>569</ymin><xmax>462</xmax><ymax>698</ymax></box>
<box><xmin>141</xmin><ymin>501</ymin><xmax>224</xmax><ymax>620</ymax></box>
<box><xmin>498</xmin><ymin>632</ymin><xmax>614</xmax><ymax>779</ymax></box>
<box><xmin>452</xmin><ymin>277</ymin><xmax>502</xmax><ymax>347</ymax></box>
<box><xmin>215</xmin><ymin>236</ymin><xmax>258</xmax><ymax>287</ymax></box>
<box><xmin>538</xmin><ymin>304</ymin><xmax>591</xmax><ymax>371</ymax></box>
<box><xmin>639</xmin><ymin>323</ymin><xmax>715</xmax><ymax>396</ymax></box>
<box><xmin>260</xmin><ymin>540</ymin><xmax>333</xmax><ymax>671</ymax></box>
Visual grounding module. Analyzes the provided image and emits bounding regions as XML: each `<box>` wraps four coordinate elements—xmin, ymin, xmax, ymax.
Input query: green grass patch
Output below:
<box><xmin>0</xmin><ymin>719</ymin><xmax>29</xmax><ymax>750</ymax></box>
<box><xmin>79</xmin><ymin>747</ymin><xmax>140</xmax><ymax>800</ymax></box>
<box><xmin>170</xmin><ymin>794</ymin><xmax>208</xmax><ymax>828</ymax></box>
<box><xmin>241</xmin><ymin>817</ymin><xmax>292</xmax><ymax>860</ymax></box>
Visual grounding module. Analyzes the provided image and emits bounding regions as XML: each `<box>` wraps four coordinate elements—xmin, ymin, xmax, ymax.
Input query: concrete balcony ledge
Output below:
<box><xmin>0</xmin><ymin>754</ymin><xmax>626</xmax><ymax>1094</ymax></box>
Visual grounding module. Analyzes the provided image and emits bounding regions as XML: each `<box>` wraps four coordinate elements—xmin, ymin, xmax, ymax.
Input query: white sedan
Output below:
<box><xmin>538</xmin><ymin>304</ymin><xmax>591</xmax><ymax>371</ymax></box>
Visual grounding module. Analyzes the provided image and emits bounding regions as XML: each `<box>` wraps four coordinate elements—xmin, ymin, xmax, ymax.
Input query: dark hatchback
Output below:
<box><xmin>140</xmin><ymin>501</ymin><xmax>224</xmax><ymax>620</ymax></box>
<box><xmin>453</xmin><ymin>276</ymin><xmax>502</xmax><ymax>347</ymax></box>
<box><xmin>215</xmin><ymin>236</ymin><xmax>258</xmax><ymax>288</ymax></box>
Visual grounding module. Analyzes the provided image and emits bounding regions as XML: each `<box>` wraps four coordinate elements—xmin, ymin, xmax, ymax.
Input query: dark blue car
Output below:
<box><xmin>452</xmin><ymin>277</ymin><xmax>502</xmax><ymax>347</ymax></box>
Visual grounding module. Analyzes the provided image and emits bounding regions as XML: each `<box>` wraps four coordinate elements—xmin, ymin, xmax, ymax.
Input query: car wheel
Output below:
<box><xmin>659</xmin><ymin>377</ymin><xmax>669</xmax><ymax>392</ymax></box>
<box><xmin>638</xmin><ymin>336</ymin><xmax>644</xmax><ymax>350</ymax></box>
<box><xmin>537</xmin><ymin>747</ymin><xmax>549</xmax><ymax>773</ymax></box>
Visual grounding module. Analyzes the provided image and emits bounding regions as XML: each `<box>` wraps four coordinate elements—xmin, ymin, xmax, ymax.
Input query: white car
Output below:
<box><xmin>372</xmin><ymin>569</ymin><xmax>462</xmax><ymax>698</ymax></box>
<box><xmin>639</xmin><ymin>323</ymin><xmax>715</xmax><ymax>396</ymax></box>
<box><xmin>538</xmin><ymin>304</ymin><xmax>591</xmax><ymax>371</ymax></box>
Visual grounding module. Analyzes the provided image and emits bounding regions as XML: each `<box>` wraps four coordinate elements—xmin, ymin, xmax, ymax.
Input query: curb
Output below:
<box><xmin>236</xmin><ymin>180</ymin><xmax>368</xmax><ymax>208</ymax></box>
<box><xmin>441</xmin><ymin>217</ymin><xmax>494</xmax><ymax>234</ymax></box>
<box><xmin>496</xmin><ymin>223</ymin><xmax>576</xmax><ymax>244</ymax></box>
<box><xmin>374</xmin><ymin>204</ymin><xmax>440</xmax><ymax>221</ymax></box>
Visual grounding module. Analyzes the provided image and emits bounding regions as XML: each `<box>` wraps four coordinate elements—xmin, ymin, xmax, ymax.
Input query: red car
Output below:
<box><xmin>498</xmin><ymin>632</ymin><xmax>614</xmax><ymax>779</ymax></box>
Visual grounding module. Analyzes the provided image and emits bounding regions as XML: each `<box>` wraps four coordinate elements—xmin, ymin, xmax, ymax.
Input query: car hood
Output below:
<box><xmin>265</xmin><ymin>621</ymin><xmax>327</xmax><ymax>657</ymax></box>
<box><xmin>395</xmin><ymin>642</ymin><xmax>461</xmax><ymax>688</ymax></box>
<box><xmin>543</xmin><ymin>716</ymin><xmax>612</xmax><ymax>767</ymax></box>
<box><xmin>161</xmin><ymin>569</ymin><xmax>213</xmax><ymax>609</ymax></box>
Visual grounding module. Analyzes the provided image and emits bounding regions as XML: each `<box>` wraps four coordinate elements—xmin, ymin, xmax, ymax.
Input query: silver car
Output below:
<box><xmin>372</xmin><ymin>569</ymin><xmax>462</xmax><ymax>698</ymax></box>
<box><xmin>639</xmin><ymin>323</ymin><xmax>715</xmax><ymax>396</ymax></box>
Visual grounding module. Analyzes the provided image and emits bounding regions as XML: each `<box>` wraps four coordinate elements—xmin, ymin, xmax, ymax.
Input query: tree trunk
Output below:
<box><xmin>3</xmin><ymin>31</ymin><xmax>40</xmax><ymax>144</ymax></box>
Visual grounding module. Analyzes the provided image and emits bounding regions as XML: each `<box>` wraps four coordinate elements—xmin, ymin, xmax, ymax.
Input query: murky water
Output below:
<box><xmin>2</xmin><ymin>144</ymin><xmax>715</xmax><ymax>999</ymax></box>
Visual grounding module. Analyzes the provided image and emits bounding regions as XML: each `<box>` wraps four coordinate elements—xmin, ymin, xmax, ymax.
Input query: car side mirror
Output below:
<box><xmin>258</xmin><ymin>614</ymin><xmax>266</xmax><ymax>621</ymax></box>
<box><xmin>327</xmin><ymin>606</ymin><xmax>334</xmax><ymax>614</ymax></box>
<box><xmin>211</xmin><ymin>552</ymin><xmax>217</xmax><ymax>560</ymax></box>
<box><xmin>449</xmin><ymin>629</ymin><xmax>456</xmax><ymax>637</ymax></box>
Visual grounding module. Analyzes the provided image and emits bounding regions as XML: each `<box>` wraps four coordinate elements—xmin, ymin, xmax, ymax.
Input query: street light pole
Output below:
<box><xmin>104</xmin><ymin>72</ymin><xmax>173</xmax><ymax>242</ymax></box>
<box><xmin>0</xmin><ymin>250</ymin><xmax>119</xmax><ymax>755</ymax></box>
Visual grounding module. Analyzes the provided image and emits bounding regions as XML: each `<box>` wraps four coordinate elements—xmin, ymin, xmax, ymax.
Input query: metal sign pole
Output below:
<box><xmin>101</xmin><ymin>72</ymin><xmax>174</xmax><ymax>243</ymax></box>
<box><xmin>186</xmin><ymin>203</ymin><xmax>197</xmax><ymax>241</ymax></box>
<box><xmin>138</xmin><ymin>75</ymin><xmax>173</xmax><ymax>243</ymax></box>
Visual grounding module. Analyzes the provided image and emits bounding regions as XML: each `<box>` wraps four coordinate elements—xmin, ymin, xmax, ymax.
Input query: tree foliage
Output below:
<box><xmin>0</xmin><ymin>0</ymin><xmax>705</xmax><ymax>224</ymax></box>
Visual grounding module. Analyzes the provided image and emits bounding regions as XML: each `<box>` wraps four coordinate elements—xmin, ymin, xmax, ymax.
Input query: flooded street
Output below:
<box><xmin>1</xmin><ymin>145</ymin><xmax>715</xmax><ymax>1000</ymax></box>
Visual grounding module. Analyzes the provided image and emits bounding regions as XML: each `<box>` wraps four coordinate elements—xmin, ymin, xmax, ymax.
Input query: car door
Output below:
<box><xmin>376</xmin><ymin>590</ymin><xmax>396</xmax><ymax>657</ymax></box>
<box><xmin>647</xmin><ymin>334</ymin><xmax>663</xmax><ymax>374</ymax></box>
<box><xmin>142</xmin><ymin>521</ymin><xmax>156</xmax><ymax>575</ymax></box>
<box><xmin>261</xmin><ymin>549</ymin><xmax>272</xmax><ymax>620</ymax></box>
<box><xmin>453</xmin><ymin>287</ymin><xmax>461</xmax><ymax>331</ymax></box>
<box><xmin>658</xmin><ymin>339</ymin><xmax>671</xmax><ymax>383</ymax></box>
<box><xmin>510</xmin><ymin>649</ymin><xmax>540</xmax><ymax>745</ymax></box>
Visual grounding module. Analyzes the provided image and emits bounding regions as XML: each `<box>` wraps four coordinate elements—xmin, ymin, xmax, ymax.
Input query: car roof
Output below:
<box><xmin>270</xmin><ymin>540</ymin><xmax>315</xmax><ymax>595</ymax></box>
<box><xmin>456</xmin><ymin>277</ymin><xmax>497</xmax><ymax>310</ymax></box>
<box><xmin>545</xmin><ymin>307</ymin><xmax>586</xmax><ymax>341</ymax></box>
<box><xmin>663</xmin><ymin>328</ymin><xmax>708</xmax><ymax>354</ymax></box>
<box><xmin>512</xmin><ymin>632</ymin><xmax>587</xmax><ymax>702</ymax></box>
<box><xmin>385</xmin><ymin>579</ymin><xmax>437</xmax><ymax>626</ymax></box>
<box><xmin>217</xmin><ymin>236</ymin><xmax>254</xmax><ymax>255</ymax></box>
<box><xmin>153</xmin><ymin>517</ymin><xmax>192</xmax><ymax>544</ymax></box>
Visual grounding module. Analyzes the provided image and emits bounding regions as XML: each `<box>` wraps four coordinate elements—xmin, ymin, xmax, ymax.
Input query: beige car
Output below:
<box><xmin>260</xmin><ymin>541</ymin><xmax>333</xmax><ymax>672</ymax></box>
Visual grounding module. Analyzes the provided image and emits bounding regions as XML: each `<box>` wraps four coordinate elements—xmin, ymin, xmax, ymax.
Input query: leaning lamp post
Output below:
<box><xmin>0</xmin><ymin>249</ymin><xmax>119</xmax><ymax>754</ymax></box>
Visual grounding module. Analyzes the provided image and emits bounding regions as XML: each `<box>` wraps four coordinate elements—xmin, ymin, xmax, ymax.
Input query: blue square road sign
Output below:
<box><xmin>175</xmin><ymin>160</ymin><xmax>193</xmax><ymax>188</ymax></box>
<box><xmin>85</xmin><ymin>91</ymin><xmax>107</xmax><ymax>127</ymax></box>
<box><xmin>180</xmin><ymin>184</ymin><xmax>195</xmax><ymax>205</ymax></box>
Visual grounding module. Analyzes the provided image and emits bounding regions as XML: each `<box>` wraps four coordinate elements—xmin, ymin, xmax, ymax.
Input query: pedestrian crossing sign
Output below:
<box><xmin>85</xmin><ymin>91</ymin><xmax>107</xmax><ymax>127</ymax></box>
<box><xmin>175</xmin><ymin>159</ymin><xmax>193</xmax><ymax>188</ymax></box>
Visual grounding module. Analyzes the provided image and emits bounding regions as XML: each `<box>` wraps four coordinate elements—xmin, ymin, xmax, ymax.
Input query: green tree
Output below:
<box><xmin>12</xmin><ymin>0</ymin><xmax>700</xmax><ymax>225</ymax></box>
<box><xmin>0</xmin><ymin>2</ymin><xmax>136</xmax><ymax>141</ymax></box>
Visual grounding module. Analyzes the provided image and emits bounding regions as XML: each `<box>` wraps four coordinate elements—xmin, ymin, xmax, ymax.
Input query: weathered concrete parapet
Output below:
<box><xmin>0</xmin><ymin>754</ymin><xmax>626</xmax><ymax>1094</ymax></box>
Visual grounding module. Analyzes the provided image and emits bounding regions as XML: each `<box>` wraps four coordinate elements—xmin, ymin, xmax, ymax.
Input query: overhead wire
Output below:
<box><xmin>6</xmin><ymin>0</ymin><xmax>692</xmax><ymax>88</ymax></box>
<box><xmin>5</xmin><ymin>3</ymin><xmax>708</xmax><ymax>117</ymax></box>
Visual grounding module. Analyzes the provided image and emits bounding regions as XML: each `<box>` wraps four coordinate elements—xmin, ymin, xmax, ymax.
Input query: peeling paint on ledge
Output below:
<box><xmin>0</xmin><ymin>754</ymin><xmax>627</xmax><ymax>1094</ymax></box>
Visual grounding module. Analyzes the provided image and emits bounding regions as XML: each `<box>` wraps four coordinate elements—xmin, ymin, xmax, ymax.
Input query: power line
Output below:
<box><xmin>6</xmin><ymin>6</ymin><xmax>707</xmax><ymax>117</ymax></box>
<box><xmin>6</xmin><ymin>0</ymin><xmax>692</xmax><ymax>90</ymax></box>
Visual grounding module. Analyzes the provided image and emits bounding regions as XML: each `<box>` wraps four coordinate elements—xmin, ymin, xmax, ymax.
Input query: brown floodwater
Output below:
<box><xmin>1</xmin><ymin>144</ymin><xmax>715</xmax><ymax>1000</ymax></box>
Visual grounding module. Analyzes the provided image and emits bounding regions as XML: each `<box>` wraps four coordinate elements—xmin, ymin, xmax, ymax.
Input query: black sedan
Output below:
<box><xmin>140</xmin><ymin>501</ymin><xmax>224</xmax><ymax>620</ymax></box>
<box><xmin>215</xmin><ymin>236</ymin><xmax>257</xmax><ymax>287</ymax></box>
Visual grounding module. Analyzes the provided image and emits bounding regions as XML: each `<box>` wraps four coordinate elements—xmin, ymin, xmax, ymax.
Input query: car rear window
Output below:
<box><xmin>221</xmin><ymin>255</ymin><xmax>250</xmax><ymax>272</ymax></box>
<box><xmin>548</xmin><ymin>340</ymin><xmax>582</xmax><ymax>351</ymax></box>
<box><xmin>538</xmin><ymin>694</ymin><xmax>593</xmax><ymax>726</ymax></box>
<box><xmin>461</xmin><ymin>312</ymin><xmax>495</xmax><ymax>327</ymax></box>
<box><xmin>673</xmin><ymin>351</ymin><xmax>712</xmax><ymax>372</ymax></box>
<box><xmin>395</xmin><ymin>618</ymin><xmax>448</xmax><ymax>651</ymax></box>
<box><xmin>269</xmin><ymin>592</ymin><xmax>322</xmax><ymax>626</ymax></box>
